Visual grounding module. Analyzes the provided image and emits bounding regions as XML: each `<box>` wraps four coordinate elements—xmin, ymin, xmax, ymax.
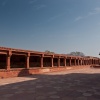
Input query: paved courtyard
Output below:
<box><xmin>0</xmin><ymin>67</ymin><xmax>100</xmax><ymax>100</ymax></box>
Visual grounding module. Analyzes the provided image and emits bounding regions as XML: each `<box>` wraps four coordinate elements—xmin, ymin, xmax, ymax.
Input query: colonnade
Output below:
<box><xmin>4</xmin><ymin>51</ymin><xmax>100</xmax><ymax>70</ymax></box>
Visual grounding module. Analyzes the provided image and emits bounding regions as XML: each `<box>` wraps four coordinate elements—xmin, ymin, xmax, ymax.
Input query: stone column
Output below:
<box><xmin>26</xmin><ymin>53</ymin><xmax>30</xmax><ymax>69</ymax></box>
<box><xmin>6</xmin><ymin>51</ymin><xmax>12</xmax><ymax>70</ymax></box>
<box><xmin>64</xmin><ymin>57</ymin><xmax>66</xmax><ymax>67</ymax></box>
<box><xmin>83</xmin><ymin>59</ymin><xmax>85</xmax><ymax>65</ymax></box>
<box><xmin>85</xmin><ymin>59</ymin><xmax>87</xmax><ymax>65</ymax></box>
<box><xmin>88</xmin><ymin>59</ymin><xmax>90</xmax><ymax>65</ymax></box>
<box><xmin>89</xmin><ymin>59</ymin><xmax>91</xmax><ymax>65</ymax></box>
<box><xmin>58</xmin><ymin>57</ymin><xmax>60</xmax><ymax>67</ymax></box>
<box><xmin>51</xmin><ymin>55</ymin><xmax>54</xmax><ymax>67</ymax></box>
<box><xmin>94</xmin><ymin>60</ymin><xmax>95</xmax><ymax>64</ymax></box>
<box><xmin>82</xmin><ymin>59</ymin><xmax>84</xmax><ymax>65</ymax></box>
<box><xmin>77</xmin><ymin>59</ymin><xmax>79</xmax><ymax>66</ymax></box>
<box><xmin>41</xmin><ymin>54</ymin><xmax>44</xmax><ymax>68</ymax></box>
<box><xmin>84</xmin><ymin>59</ymin><xmax>85</xmax><ymax>65</ymax></box>
<box><xmin>88</xmin><ymin>60</ymin><xmax>90</xmax><ymax>65</ymax></box>
<box><xmin>87</xmin><ymin>60</ymin><xmax>88</xmax><ymax>65</ymax></box>
<box><xmin>69</xmin><ymin>58</ymin><xmax>71</xmax><ymax>66</ymax></box>
<box><xmin>90</xmin><ymin>59</ymin><xmax>92</xmax><ymax>65</ymax></box>
<box><xmin>80</xmin><ymin>59</ymin><xmax>82</xmax><ymax>65</ymax></box>
<box><xmin>74</xmin><ymin>58</ymin><xmax>76</xmax><ymax>66</ymax></box>
<box><xmin>87</xmin><ymin>60</ymin><xmax>89</xmax><ymax>65</ymax></box>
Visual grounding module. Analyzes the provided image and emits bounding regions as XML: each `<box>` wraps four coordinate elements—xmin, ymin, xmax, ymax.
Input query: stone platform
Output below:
<box><xmin>0</xmin><ymin>67</ymin><xmax>100</xmax><ymax>100</ymax></box>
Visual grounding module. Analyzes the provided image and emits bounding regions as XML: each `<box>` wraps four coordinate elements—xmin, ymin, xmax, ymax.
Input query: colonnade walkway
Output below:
<box><xmin>0</xmin><ymin>67</ymin><xmax>100</xmax><ymax>100</ymax></box>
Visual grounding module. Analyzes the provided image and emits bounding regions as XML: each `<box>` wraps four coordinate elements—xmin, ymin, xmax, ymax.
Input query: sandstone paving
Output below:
<box><xmin>0</xmin><ymin>67</ymin><xmax>100</xmax><ymax>100</ymax></box>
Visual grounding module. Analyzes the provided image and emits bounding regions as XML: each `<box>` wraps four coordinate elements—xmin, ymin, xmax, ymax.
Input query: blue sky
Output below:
<box><xmin>0</xmin><ymin>0</ymin><xmax>100</xmax><ymax>57</ymax></box>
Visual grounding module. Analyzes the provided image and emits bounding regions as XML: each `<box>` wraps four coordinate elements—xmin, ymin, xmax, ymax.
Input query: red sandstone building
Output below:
<box><xmin>0</xmin><ymin>47</ymin><xmax>100</xmax><ymax>78</ymax></box>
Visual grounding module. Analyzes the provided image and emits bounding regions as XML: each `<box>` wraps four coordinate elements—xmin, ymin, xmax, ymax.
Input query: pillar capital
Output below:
<box><xmin>7</xmin><ymin>50</ymin><xmax>12</xmax><ymax>57</ymax></box>
<box><xmin>27</xmin><ymin>52</ymin><xmax>30</xmax><ymax>57</ymax></box>
<box><xmin>52</xmin><ymin>55</ymin><xmax>54</xmax><ymax>58</ymax></box>
<box><xmin>70</xmin><ymin>57</ymin><xmax>72</xmax><ymax>59</ymax></box>
<box><xmin>64</xmin><ymin>56</ymin><xmax>67</xmax><ymax>59</ymax></box>
<box><xmin>41</xmin><ymin>54</ymin><xmax>44</xmax><ymax>58</ymax></box>
<box><xmin>58</xmin><ymin>56</ymin><xmax>60</xmax><ymax>58</ymax></box>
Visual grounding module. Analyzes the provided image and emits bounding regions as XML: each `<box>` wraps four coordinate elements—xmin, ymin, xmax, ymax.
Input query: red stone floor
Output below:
<box><xmin>0</xmin><ymin>67</ymin><xmax>100</xmax><ymax>100</ymax></box>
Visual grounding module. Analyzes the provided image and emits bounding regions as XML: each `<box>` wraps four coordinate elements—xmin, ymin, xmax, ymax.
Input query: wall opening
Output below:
<box><xmin>0</xmin><ymin>54</ymin><xmax>6</xmax><ymax>69</ymax></box>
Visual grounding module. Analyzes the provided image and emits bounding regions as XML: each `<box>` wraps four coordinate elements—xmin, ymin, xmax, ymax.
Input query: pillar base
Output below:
<box><xmin>6</xmin><ymin>66</ymin><xmax>10</xmax><ymax>70</ymax></box>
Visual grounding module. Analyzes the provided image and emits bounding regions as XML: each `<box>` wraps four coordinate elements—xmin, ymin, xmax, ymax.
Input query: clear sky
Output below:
<box><xmin>0</xmin><ymin>0</ymin><xmax>100</xmax><ymax>57</ymax></box>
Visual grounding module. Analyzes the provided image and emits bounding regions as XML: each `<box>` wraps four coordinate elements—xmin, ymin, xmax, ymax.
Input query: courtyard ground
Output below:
<box><xmin>0</xmin><ymin>67</ymin><xmax>100</xmax><ymax>100</ymax></box>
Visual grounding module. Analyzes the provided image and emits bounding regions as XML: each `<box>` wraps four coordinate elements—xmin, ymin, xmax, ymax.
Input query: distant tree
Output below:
<box><xmin>69</xmin><ymin>51</ymin><xmax>85</xmax><ymax>57</ymax></box>
<box><xmin>45</xmin><ymin>50</ymin><xmax>55</xmax><ymax>54</ymax></box>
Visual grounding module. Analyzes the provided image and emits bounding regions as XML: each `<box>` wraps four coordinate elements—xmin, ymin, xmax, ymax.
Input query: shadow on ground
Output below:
<box><xmin>0</xmin><ymin>68</ymin><xmax>100</xmax><ymax>100</ymax></box>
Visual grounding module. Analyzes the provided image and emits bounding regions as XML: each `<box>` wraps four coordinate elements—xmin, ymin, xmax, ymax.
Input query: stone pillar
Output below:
<box><xmin>83</xmin><ymin>59</ymin><xmax>85</xmax><ymax>65</ymax></box>
<box><xmin>86</xmin><ymin>59</ymin><xmax>88</xmax><ymax>65</ymax></box>
<box><xmin>82</xmin><ymin>59</ymin><xmax>84</xmax><ymax>65</ymax></box>
<box><xmin>79</xmin><ymin>59</ymin><xmax>82</xmax><ymax>65</ymax></box>
<box><xmin>97</xmin><ymin>60</ymin><xmax>98</xmax><ymax>64</ymax></box>
<box><xmin>87</xmin><ymin>60</ymin><xmax>88</xmax><ymax>65</ymax></box>
<box><xmin>26</xmin><ymin>53</ymin><xmax>30</xmax><ymax>69</ymax></box>
<box><xmin>89</xmin><ymin>59</ymin><xmax>90</xmax><ymax>65</ymax></box>
<box><xmin>84</xmin><ymin>59</ymin><xmax>85</xmax><ymax>65</ymax></box>
<box><xmin>69</xmin><ymin>58</ymin><xmax>71</xmax><ymax>66</ymax></box>
<box><xmin>85</xmin><ymin>60</ymin><xmax>87</xmax><ymax>65</ymax></box>
<box><xmin>89</xmin><ymin>60</ymin><xmax>90</xmax><ymax>65</ymax></box>
<box><xmin>74</xmin><ymin>58</ymin><xmax>76</xmax><ymax>66</ymax></box>
<box><xmin>51</xmin><ymin>55</ymin><xmax>54</xmax><ymax>67</ymax></box>
<box><xmin>87</xmin><ymin>60</ymin><xmax>89</xmax><ymax>65</ymax></box>
<box><xmin>81</xmin><ymin>59</ymin><xmax>82</xmax><ymax>65</ymax></box>
<box><xmin>88</xmin><ymin>60</ymin><xmax>89</xmax><ymax>65</ymax></box>
<box><xmin>77</xmin><ymin>59</ymin><xmax>79</xmax><ymax>66</ymax></box>
<box><xmin>91</xmin><ymin>59</ymin><xmax>92</xmax><ymax>65</ymax></box>
<box><xmin>64</xmin><ymin>57</ymin><xmax>66</xmax><ymax>67</ymax></box>
<box><xmin>6</xmin><ymin>51</ymin><xmax>12</xmax><ymax>70</ymax></box>
<box><xmin>95</xmin><ymin>60</ymin><xmax>96</xmax><ymax>64</ymax></box>
<box><xmin>94</xmin><ymin>59</ymin><xmax>95</xmax><ymax>64</ymax></box>
<box><xmin>41</xmin><ymin>54</ymin><xmax>44</xmax><ymax>68</ymax></box>
<box><xmin>88</xmin><ymin>60</ymin><xmax>90</xmax><ymax>65</ymax></box>
<box><xmin>58</xmin><ymin>57</ymin><xmax>60</xmax><ymax>67</ymax></box>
